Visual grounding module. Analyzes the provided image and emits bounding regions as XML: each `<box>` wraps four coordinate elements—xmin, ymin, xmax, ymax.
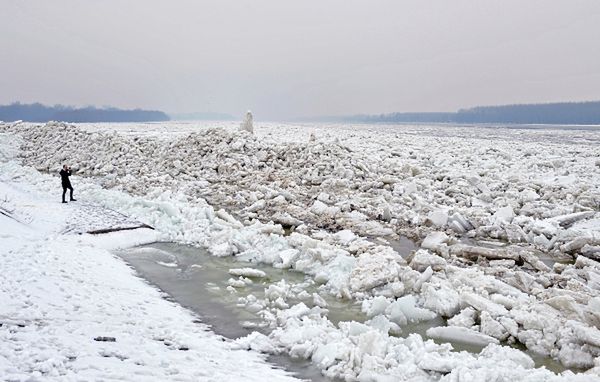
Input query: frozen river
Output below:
<box><xmin>119</xmin><ymin>241</ymin><xmax>570</xmax><ymax>379</ymax></box>
<box><xmin>2</xmin><ymin>120</ymin><xmax>600</xmax><ymax>381</ymax></box>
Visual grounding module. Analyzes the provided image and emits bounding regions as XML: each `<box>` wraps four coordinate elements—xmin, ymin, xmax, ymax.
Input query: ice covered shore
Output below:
<box><xmin>1</xmin><ymin>121</ymin><xmax>600</xmax><ymax>380</ymax></box>
<box><xmin>0</xmin><ymin>143</ymin><xmax>299</xmax><ymax>380</ymax></box>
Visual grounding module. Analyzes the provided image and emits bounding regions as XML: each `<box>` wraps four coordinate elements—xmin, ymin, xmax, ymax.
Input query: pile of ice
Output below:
<box><xmin>240</xmin><ymin>111</ymin><xmax>254</xmax><ymax>134</ymax></box>
<box><xmin>3</xmin><ymin>121</ymin><xmax>598</xmax><ymax>260</ymax></box>
<box><xmin>234</xmin><ymin>278</ymin><xmax>597</xmax><ymax>381</ymax></box>
<box><xmin>2</xmin><ymin>121</ymin><xmax>600</xmax><ymax>380</ymax></box>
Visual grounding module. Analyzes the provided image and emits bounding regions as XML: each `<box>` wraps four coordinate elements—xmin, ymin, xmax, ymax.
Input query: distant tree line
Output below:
<box><xmin>0</xmin><ymin>102</ymin><xmax>170</xmax><ymax>123</ymax></box>
<box><xmin>325</xmin><ymin>101</ymin><xmax>600</xmax><ymax>125</ymax></box>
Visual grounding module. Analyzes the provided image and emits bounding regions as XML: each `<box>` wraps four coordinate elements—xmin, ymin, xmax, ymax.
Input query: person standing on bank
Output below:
<box><xmin>60</xmin><ymin>164</ymin><xmax>76</xmax><ymax>203</ymax></box>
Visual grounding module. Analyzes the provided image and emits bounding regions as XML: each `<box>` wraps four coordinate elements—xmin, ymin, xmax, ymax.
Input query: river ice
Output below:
<box><xmin>1</xmin><ymin>120</ymin><xmax>599</xmax><ymax>381</ymax></box>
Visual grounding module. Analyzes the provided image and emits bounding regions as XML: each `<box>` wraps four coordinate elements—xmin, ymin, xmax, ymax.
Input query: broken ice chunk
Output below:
<box><xmin>421</xmin><ymin>232</ymin><xmax>449</xmax><ymax>250</ymax></box>
<box><xmin>492</xmin><ymin>206</ymin><xmax>514</xmax><ymax>225</ymax></box>
<box><xmin>427</xmin><ymin>209</ymin><xmax>448</xmax><ymax>227</ymax></box>
<box><xmin>386</xmin><ymin>295</ymin><xmax>436</xmax><ymax>323</ymax></box>
<box><xmin>409</xmin><ymin>250</ymin><xmax>447</xmax><ymax>272</ymax></box>
<box><xmin>426</xmin><ymin>326</ymin><xmax>499</xmax><ymax>347</ymax></box>
<box><xmin>228</xmin><ymin>268</ymin><xmax>267</xmax><ymax>278</ymax></box>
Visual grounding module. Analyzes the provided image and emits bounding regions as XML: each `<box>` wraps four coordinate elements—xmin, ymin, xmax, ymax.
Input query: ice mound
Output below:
<box><xmin>240</xmin><ymin>110</ymin><xmax>253</xmax><ymax>134</ymax></box>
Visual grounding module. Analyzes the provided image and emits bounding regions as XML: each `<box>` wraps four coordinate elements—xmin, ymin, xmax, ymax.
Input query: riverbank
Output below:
<box><xmin>0</xmin><ymin>173</ymin><xmax>298</xmax><ymax>380</ymax></box>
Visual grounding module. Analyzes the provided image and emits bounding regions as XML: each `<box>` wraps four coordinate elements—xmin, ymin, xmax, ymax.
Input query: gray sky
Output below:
<box><xmin>1</xmin><ymin>0</ymin><xmax>599</xmax><ymax>120</ymax></box>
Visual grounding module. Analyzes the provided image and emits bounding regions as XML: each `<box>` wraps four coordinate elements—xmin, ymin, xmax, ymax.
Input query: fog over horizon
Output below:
<box><xmin>1</xmin><ymin>0</ymin><xmax>599</xmax><ymax>120</ymax></box>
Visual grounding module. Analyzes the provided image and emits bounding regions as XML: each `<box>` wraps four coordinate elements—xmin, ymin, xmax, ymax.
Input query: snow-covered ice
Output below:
<box><xmin>1</xmin><ymin>120</ymin><xmax>600</xmax><ymax>381</ymax></box>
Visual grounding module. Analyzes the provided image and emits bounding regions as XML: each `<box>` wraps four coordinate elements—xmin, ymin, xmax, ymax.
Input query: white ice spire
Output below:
<box><xmin>239</xmin><ymin>110</ymin><xmax>254</xmax><ymax>134</ymax></box>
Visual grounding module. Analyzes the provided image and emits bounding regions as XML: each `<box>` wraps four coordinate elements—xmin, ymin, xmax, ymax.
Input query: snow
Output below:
<box><xmin>2</xmin><ymin>121</ymin><xmax>600</xmax><ymax>381</ymax></box>
<box><xmin>0</xmin><ymin>176</ymin><xmax>297</xmax><ymax>381</ymax></box>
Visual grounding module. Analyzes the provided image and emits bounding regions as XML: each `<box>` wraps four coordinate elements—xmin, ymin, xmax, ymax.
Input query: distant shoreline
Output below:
<box><xmin>3</xmin><ymin>100</ymin><xmax>600</xmax><ymax>125</ymax></box>
<box><xmin>299</xmin><ymin>101</ymin><xmax>600</xmax><ymax>126</ymax></box>
<box><xmin>0</xmin><ymin>102</ymin><xmax>169</xmax><ymax>123</ymax></box>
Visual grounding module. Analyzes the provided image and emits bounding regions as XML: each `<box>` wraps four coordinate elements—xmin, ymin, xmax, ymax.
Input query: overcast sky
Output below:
<box><xmin>1</xmin><ymin>0</ymin><xmax>599</xmax><ymax>120</ymax></box>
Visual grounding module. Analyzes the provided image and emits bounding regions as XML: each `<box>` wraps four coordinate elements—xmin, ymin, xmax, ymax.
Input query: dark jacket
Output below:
<box><xmin>60</xmin><ymin>169</ymin><xmax>72</xmax><ymax>186</ymax></box>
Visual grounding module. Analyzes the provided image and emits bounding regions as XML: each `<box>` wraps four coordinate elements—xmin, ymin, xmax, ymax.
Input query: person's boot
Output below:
<box><xmin>70</xmin><ymin>198</ymin><xmax>77</xmax><ymax>201</ymax></box>
<box><xmin>62</xmin><ymin>201</ymin><xmax>67</xmax><ymax>203</ymax></box>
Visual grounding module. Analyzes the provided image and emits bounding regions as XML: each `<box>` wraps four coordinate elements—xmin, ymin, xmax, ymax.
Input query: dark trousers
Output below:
<box><xmin>62</xmin><ymin>184</ymin><xmax>73</xmax><ymax>202</ymax></box>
